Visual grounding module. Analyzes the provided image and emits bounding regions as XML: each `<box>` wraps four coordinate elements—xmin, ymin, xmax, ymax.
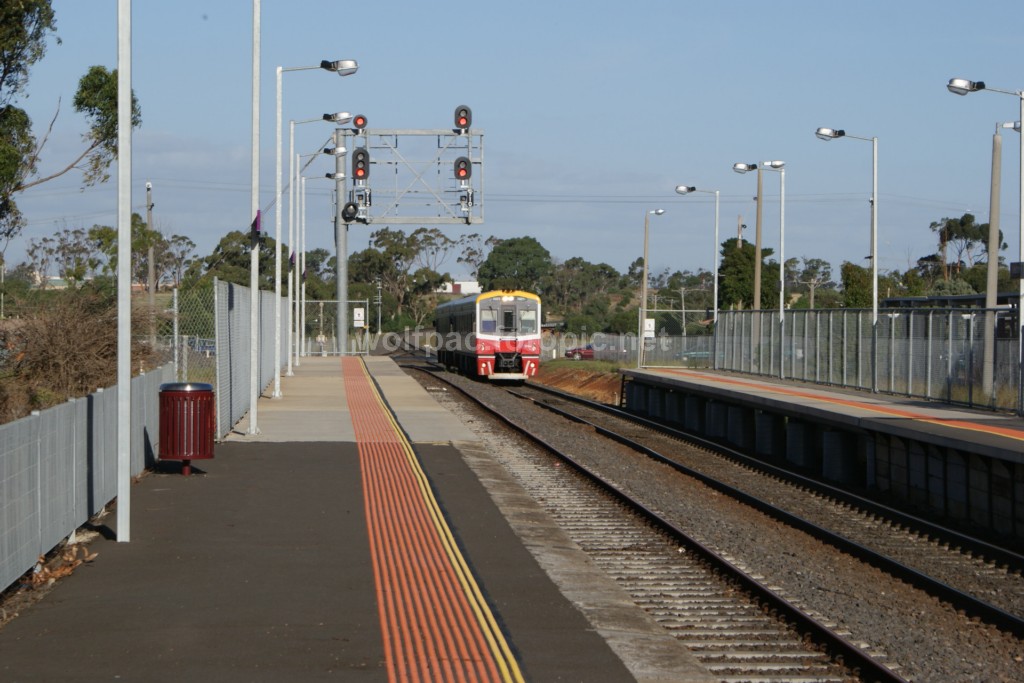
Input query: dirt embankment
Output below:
<box><xmin>532</xmin><ymin>364</ymin><xmax>623</xmax><ymax>405</ymax></box>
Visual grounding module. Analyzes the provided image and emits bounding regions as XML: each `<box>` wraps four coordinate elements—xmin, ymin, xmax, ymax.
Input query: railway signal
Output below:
<box><xmin>454</xmin><ymin>105</ymin><xmax>472</xmax><ymax>132</ymax></box>
<box><xmin>353</xmin><ymin>114</ymin><xmax>367</xmax><ymax>130</ymax></box>
<box><xmin>341</xmin><ymin>201</ymin><xmax>360</xmax><ymax>223</ymax></box>
<box><xmin>454</xmin><ymin>156</ymin><xmax>471</xmax><ymax>181</ymax></box>
<box><xmin>352</xmin><ymin>148</ymin><xmax>370</xmax><ymax>180</ymax></box>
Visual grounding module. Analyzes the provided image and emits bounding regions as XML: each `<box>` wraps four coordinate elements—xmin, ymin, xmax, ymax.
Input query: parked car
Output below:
<box><xmin>564</xmin><ymin>344</ymin><xmax>595</xmax><ymax>360</ymax></box>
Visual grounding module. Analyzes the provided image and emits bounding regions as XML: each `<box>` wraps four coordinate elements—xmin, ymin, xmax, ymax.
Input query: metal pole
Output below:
<box><xmin>871</xmin><ymin>137</ymin><xmax>879</xmax><ymax>327</ymax></box>
<box><xmin>779</xmin><ymin>168</ymin><xmax>785</xmax><ymax>379</ymax></box>
<box><xmin>286</xmin><ymin>121</ymin><xmax>295</xmax><ymax>376</ymax></box>
<box><xmin>984</xmin><ymin>125</ymin><xmax>1003</xmax><ymax>400</ymax></box>
<box><xmin>754</xmin><ymin>168</ymin><xmax>763</xmax><ymax>313</ymax></box>
<box><xmin>334</xmin><ymin>129</ymin><xmax>347</xmax><ymax>354</ymax></box>
<box><xmin>638</xmin><ymin>211</ymin><xmax>650</xmax><ymax>368</ymax></box>
<box><xmin>713</xmin><ymin>190</ymin><xmax>720</xmax><ymax>324</ymax></box>
<box><xmin>871</xmin><ymin>136</ymin><xmax>879</xmax><ymax>393</ymax></box>
<box><xmin>173</xmin><ymin>287</ymin><xmax>179</xmax><ymax>380</ymax></box>
<box><xmin>300</xmin><ymin>175</ymin><xmax>307</xmax><ymax>359</ymax></box>
<box><xmin>146</xmin><ymin>181</ymin><xmax>155</xmax><ymax>348</ymax></box>
<box><xmin>779</xmin><ymin>169</ymin><xmax>786</xmax><ymax>322</ymax></box>
<box><xmin>272</xmin><ymin>66</ymin><xmax>283</xmax><ymax>397</ymax></box>
<box><xmin>248</xmin><ymin>0</ymin><xmax>260</xmax><ymax>434</ymax></box>
<box><xmin>1018</xmin><ymin>94</ymin><xmax>1024</xmax><ymax>414</ymax></box>
<box><xmin>116</xmin><ymin>0</ymin><xmax>132</xmax><ymax>542</ymax></box>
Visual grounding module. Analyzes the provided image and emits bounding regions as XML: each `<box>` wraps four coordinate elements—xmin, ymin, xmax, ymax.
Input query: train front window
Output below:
<box><xmin>519</xmin><ymin>308</ymin><xmax>537</xmax><ymax>334</ymax></box>
<box><xmin>501</xmin><ymin>308</ymin><xmax>516</xmax><ymax>333</ymax></box>
<box><xmin>480</xmin><ymin>308</ymin><xmax>497</xmax><ymax>333</ymax></box>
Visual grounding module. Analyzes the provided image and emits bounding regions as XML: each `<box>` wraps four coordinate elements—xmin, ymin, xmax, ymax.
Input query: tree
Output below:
<box><xmin>794</xmin><ymin>257</ymin><xmax>833</xmax><ymax>309</ymax></box>
<box><xmin>0</xmin><ymin>3</ymin><xmax>142</xmax><ymax>243</ymax></box>
<box><xmin>840</xmin><ymin>261</ymin><xmax>872</xmax><ymax>308</ymax></box>
<box><xmin>185</xmin><ymin>230</ymin><xmax>279</xmax><ymax>289</ymax></box>
<box><xmin>477</xmin><ymin>236</ymin><xmax>553</xmax><ymax>293</ymax></box>
<box><xmin>927</xmin><ymin>213</ymin><xmax>991</xmax><ymax>281</ymax></box>
<box><xmin>408</xmin><ymin>227</ymin><xmax>455</xmax><ymax>273</ymax></box>
<box><xmin>456</xmin><ymin>233</ymin><xmax>501</xmax><ymax>279</ymax></box>
<box><xmin>0</xmin><ymin>0</ymin><xmax>55</xmax><ymax>245</ymax></box>
<box><xmin>164</xmin><ymin>234</ymin><xmax>196</xmax><ymax>287</ymax></box>
<box><xmin>717</xmin><ymin>238</ymin><xmax>776</xmax><ymax>310</ymax></box>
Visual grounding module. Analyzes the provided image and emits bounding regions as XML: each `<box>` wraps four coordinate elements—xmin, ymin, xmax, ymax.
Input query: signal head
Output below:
<box><xmin>454</xmin><ymin>156</ymin><xmax>471</xmax><ymax>180</ymax></box>
<box><xmin>353</xmin><ymin>114</ymin><xmax>367</xmax><ymax>130</ymax></box>
<box><xmin>352</xmin><ymin>148</ymin><xmax>370</xmax><ymax>180</ymax></box>
<box><xmin>454</xmin><ymin>105</ymin><xmax>472</xmax><ymax>131</ymax></box>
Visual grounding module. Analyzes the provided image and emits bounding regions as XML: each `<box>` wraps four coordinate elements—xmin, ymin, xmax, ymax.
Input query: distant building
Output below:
<box><xmin>438</xmin><ymin>281</ymin><xmax>482</xmax><ymax>295</ymax></box>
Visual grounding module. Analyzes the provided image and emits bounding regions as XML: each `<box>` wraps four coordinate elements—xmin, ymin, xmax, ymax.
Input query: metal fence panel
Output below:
<box><xmin>714</xmin><ymin>308</ymin><xmax>1019</xmax><ymax>412</ymax></box>
<box><xmin>0</xmin><ymin>366</ymin><xmax>172</xmax><ymax>595</ymax></box>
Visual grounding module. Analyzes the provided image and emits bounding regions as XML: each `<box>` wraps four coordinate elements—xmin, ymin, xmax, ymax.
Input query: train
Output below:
<box><xmin>434</xmin><ymin>290</ymin><xmax>542</xmax><ymax>381</ymax></box>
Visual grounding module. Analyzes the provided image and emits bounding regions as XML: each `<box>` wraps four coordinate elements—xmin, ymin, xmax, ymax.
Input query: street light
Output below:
<box><xmin>674</xmin><ymin>185</ymin><xmax>720</xmax><ymax>325</ymax></box>
<box><xmin>733</xmin><ymin>163</ymin><xmax>764</xmax><ymax>315</ymax></box>
<box><xmin>288</xmin><ymin>115</ymin><xmax>345</xmax><ymax>371</ymax></box>
<box><xmin>947</xmin><ymin>76</ymin><xmax>1024</xmax><ymax>410</ymax></box>
<box><xmin>638</xmin><ymin>208</ymin><xmax>666</xmax><ymax>368</ymax></box>
<box><xmin>273</xmin><ymin>60</ymin><xmax>357</xmax><ymax>398</ymax></box>
<box><xmin>291</xmin><ymin>144</ymin><xmax>336</xmax><ymax>367</ymax></box>
<box><xmin>733</xmin><ymin>161</ymin><xmax>784</xmax><ymax>314</ymax></box>
<box><xmin>815</xmin><ymin>127</ymin><xmax>878</xmax><ymax>327</ymax></box>
<box><xmin>761</xmin><ymin>162</ymin><xmax>785</xmax><ymax>326</ymax></box>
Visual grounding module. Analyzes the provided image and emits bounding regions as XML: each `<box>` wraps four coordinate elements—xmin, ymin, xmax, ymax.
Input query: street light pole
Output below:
<box><xmin>274</xmin><ymin>60</ymin><xmax>357</xmax><ymax>396</ymax></box>
<box><xmin>947</xmin><ymin>78</ymin><xmax>1024</xmax><ymax>410</ymax></box>
<box><xmin>248</xmin><ymin>0</ymin><xmax>260</xmax><ymax>435</ymax></box>
<box><xmin>814</xmin><ymin>128</ymin><xmax>878</xmax><ymax>326</ymax></box>
<box><xmin>674</xmin><ymin>185</ymin><xmax>721</xmax><ymax>325</ymax></box>
<box><xmin>638</xmin><ymin>209</ymin><xmax>665</xmax><ymax>368</ymax></box>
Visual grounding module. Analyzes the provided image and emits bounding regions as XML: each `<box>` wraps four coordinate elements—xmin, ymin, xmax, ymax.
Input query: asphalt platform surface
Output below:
<box><xmin>0</xmin><ymin>356</ymin><xmax>710</xmax><ymax>683</ymax></box>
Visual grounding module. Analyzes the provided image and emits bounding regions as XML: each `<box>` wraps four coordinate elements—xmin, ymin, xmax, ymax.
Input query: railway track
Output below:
<box><xmin>399</xmin><ymin>358</ymin><xmax>903</xmax><ymax>682</ymax></box>
<box><xmin>511</xmin><ymin>381</ymin><xmax>1024</xmax><ymax>634</ymax></box>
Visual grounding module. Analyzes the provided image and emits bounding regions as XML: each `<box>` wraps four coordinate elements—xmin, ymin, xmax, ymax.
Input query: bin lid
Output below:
<box><xmin>160</xmin><ymin>382</ymin><xmax>214</xmax><ymax>392</ymax></box>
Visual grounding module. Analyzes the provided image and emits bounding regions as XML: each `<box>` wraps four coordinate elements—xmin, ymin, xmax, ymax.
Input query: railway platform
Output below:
<box><xmin>621</xmin><ymin>367</ymin><xmax>1024</xmax><ymax>538</ymax></box>
<box><xmin>0</xmin><ymin>356</ymin><xmax>712</xmax><ymax>683</ymax></box>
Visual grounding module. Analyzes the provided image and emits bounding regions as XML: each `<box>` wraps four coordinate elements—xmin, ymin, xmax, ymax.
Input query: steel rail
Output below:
<box><xmin>405</xmin><ymin>363</ymin><xmax>906</xmax><ymax>683</ymax></box>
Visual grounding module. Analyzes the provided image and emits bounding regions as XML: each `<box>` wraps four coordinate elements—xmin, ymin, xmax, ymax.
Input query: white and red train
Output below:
<box><xmin>434</xmin><ymin>290</ymin><xmax>542</xmax><ymax>381</ymax></box>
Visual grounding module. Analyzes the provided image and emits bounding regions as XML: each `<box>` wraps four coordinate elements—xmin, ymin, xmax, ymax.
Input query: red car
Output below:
<box><xmin>564</xmin><ymin>344</ymin><xmax>595</xmax><ymax>360</ymax></box>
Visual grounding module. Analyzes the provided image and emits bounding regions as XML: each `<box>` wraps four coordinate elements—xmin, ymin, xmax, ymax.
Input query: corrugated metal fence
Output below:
<box><xmin>0</xmin><ymin>278</ymin><xmax>290</xmax><ymax>595</ymax></box>
<box><xmin>0</xmin><ymin>365</ymin><xmax>174</xmax><ymax>595</ymax></box>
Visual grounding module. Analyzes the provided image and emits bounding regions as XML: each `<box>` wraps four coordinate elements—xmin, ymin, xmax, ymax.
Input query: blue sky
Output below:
<box><xmin>11</xmin><ymin>0</ymin><xmax>1024</xmax><ymax>285</ymax></box>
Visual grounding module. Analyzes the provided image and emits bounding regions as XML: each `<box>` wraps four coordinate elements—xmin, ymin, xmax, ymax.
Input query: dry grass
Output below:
<box><xmin>0</xmin><ymin>290</ymin><xmax>160</xmax><ymax>423</ymax></box>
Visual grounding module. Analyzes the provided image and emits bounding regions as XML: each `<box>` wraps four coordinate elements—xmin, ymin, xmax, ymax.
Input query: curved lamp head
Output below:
<box><xmin>764</xmin><ymin>160</ymin><xmax>785</xmax><ymax>169</ymax></box>
<box><xmin>325</xmin><ymin>171</ymin><xmax>346</xmax><ymax>181</ymax></box>
<box><xmin>323</xmin><ymin>112</ymin><xmax>353</xmax><ymax>124</ymax></box>
<box><xmin>323</xmin><ymin>146</ymin><xmax>347</xmax><ymax>156</ymax></box>
<box><xmin>947</xmin><ymin>77</ymin><xmax>984</xmax><ymax>96</ymax></box>
<box><xmin>649</xmin><ymin>208</ymin><xmax>665</xmax><ymax>216</ymax></box>
<box><xmin>675</xmin><ymin>185</ymin><xmax>696</xmax><ymax>195</ymax></box>
<box><xmin>733</xmin><ymin>163</ymin><xmax>757</xmax><ymax>173</ymax></box>
<box><xmin>321</xmin><ymin>59</ymin><xmax>359</xmax><ymax>77</ymax></box>
<box><xmin>815</xmin><ymin>127</ymin><xmax>845</xmax><ymax>141</ymax></box>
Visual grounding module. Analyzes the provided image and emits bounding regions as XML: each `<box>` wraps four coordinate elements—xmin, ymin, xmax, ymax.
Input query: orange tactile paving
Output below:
<box><xmin>663</xmin><ymin>369</ymin><xmax>1024</xmax><ymax>444</ymax></box>
<box><xmin>342</xmin><ymin>357</ymin><xmax>524</xmax><ymax>683</ymax></box>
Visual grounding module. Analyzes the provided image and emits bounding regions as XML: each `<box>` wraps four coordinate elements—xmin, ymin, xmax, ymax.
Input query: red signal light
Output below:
<box><xmin>353</xmin><ymin>114</ymin><xmax>367</xmax><ymax>130</ymax></box>
<box><xmin>453</xmin><ymin>105</ymin><xmax>472</xmax><ymax>131</ymax></box>
<box><xmin>454</xmin><ymin>156</ymin><xmax>471</xmax><ymax>180</ymax></box>
<box><xmin>352</xmin><ymin>148</ymin><xmax>370</xmax><ymax>180</ymax></box>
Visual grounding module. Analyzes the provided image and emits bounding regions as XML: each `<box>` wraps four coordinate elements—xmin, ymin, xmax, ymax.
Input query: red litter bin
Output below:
<box><xmin>159</xmin><ymin>382</ymin><xmax>215</xmax><ymax>475</ymax></box>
